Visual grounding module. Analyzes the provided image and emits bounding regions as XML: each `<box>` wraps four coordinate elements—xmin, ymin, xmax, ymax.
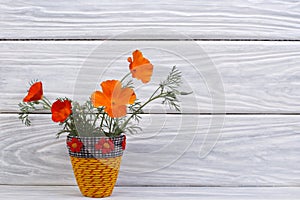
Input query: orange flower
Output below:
<box><xmin>23</xmin><ymin>81</ymin><xmax>43</xmax><ymax>102</ymax></box>
<box><xmin>91</xmin><ymin>80</ymin><xmax>136</xmax><ymax>118</ymax></box>
<box><xmin>127</xmin><ymin>50</ymin><xmax>153</xmax><ymax>83</ymax></box>
<box><xmin>51</xmin><ymin>99</ymin><xmax>72</xmax><ymax>122</ymax></box>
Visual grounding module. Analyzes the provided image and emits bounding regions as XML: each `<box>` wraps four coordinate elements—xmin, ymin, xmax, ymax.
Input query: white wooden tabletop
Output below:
<box><xmin>0</xmin><ymin>0</ymin><xmax>300</xmax><ymax>199</ymax></box>
<box><xmin>1</xmin><ymin>186</ymin><xmax>300</xmax><ymax>200</ymax></box>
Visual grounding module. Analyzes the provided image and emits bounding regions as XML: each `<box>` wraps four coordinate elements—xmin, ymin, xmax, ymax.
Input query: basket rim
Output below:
<box><xmin>66</xmin><ymin>134</ymin><xmax>125</xmax><ymax>158</ymax></box>
<box><xmin>67</xmin><ymin>134</ymin><xmax>125</xmax><ymax>139</ymax></box>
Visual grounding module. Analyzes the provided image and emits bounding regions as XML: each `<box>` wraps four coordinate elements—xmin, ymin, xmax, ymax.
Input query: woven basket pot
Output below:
<box><xmin>66</xmin><ymin>135</ymin><xmax>126</xmax><ymax>198</ymax></box>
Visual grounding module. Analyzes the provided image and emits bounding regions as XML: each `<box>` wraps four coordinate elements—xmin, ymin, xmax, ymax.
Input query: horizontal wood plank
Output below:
<box><xmin>1</xmin><ymin>114</ymin><xmax>300</xmax><ymax>186</ymax></box>
<box><xmin>1</xmin><ymin>0</ymin><xmax>300</xmax><ymax>40</ymax></box>
<box><xmin>1</xmin><ymin>41</ymin><xmax>300</xmax><ymax>113</ymax></box>
<box><xmin>1</xmin><ymin>186</ymin><xmax>300</xmax><ymax>200</ymax></box>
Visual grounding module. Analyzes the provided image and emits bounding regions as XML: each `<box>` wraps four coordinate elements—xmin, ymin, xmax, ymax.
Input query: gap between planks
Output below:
<box><xmin>1</xmin><ymin>39</ymin><xmax>300</xmax><ymax>42</ymax></box>
<box><xmin>2</xmin><ymin>112</ymin><xmax>300</xmax><ymax>115</ymax></box>
<box><xmin>0</xmin><ymin>183</ymin><xmax>299</xmax><ymax>188</ymax></box>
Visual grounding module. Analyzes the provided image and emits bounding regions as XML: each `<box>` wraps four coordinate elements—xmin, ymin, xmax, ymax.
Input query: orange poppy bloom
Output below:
<box><xmin>51</xmin><ymin>99</ymin><xmax>72</xmax><ymax>123</ymax></box>
<box><xmin>23</xmin><ymin>81</ymin><xmax>43</xmax><ymax>102</ymax></box>
<box><xmin>127</xmin><ymin>50</ymin><xmax>153</xmax><ymax>83</ymax></box>
<box><xmin>91</xmin><ymin>80</ymin><xmax>136</xmax><ymax>118</ymax></box>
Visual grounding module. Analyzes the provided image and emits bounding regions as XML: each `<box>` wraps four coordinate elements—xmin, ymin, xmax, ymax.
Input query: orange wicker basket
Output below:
<box><xmin>67</xmin><ymin>135</ymin><xmax>126</xmax><ymax>198</ymax></box>
<box><xmin>70</xmin><ymin>156</ymin><xmax>122</xmax><ymax>198</ymax></box>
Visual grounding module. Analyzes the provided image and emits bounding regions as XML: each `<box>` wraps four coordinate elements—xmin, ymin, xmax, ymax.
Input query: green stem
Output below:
<box><xmin>41</xmin><ymin>96</ymin><xmax>52</xmax><ymax>109</ymax></box>
<box><xmin>99</xmin><ymin>112</ymin><xmax>105</xmax><ymax>131</ymax></box>
<box><xmin>92</xmin><ymin>113</ymin><xmax>100</xmax><ymax>127</ymax></box>
<box><xmin>149</xmin><ymin>86</ymin><xmax>161</xmax><ymax>100</ymax></box>
<box><xmin>65</xmin><ymin>121</ymin><xmax>73</xmax><ymax>131</ymax></box>
<box><xmin>56</xmin><ymin>130</ymin><xmax>71</xmax><ymax>138</ymax></box>
<box><xmin>109</xmin><ymin>117</ymin><xmax>113</xmax><ymax>134</ymax></box>
<box><xmin>44</xmin><ymin>96</ymin><xmax>52</xmax><ymax>105</ymax></box>
<box><xmin>121</xmin><ymin>93</ymin><xmax>163</xmax><ymax>130</ymax></box>
<box><xmin>120</xmin><ymin>72</ymin><xmax>131</xmax><ymax>83</ymax></box>
<box><xmin>103</xmin><ymin>114</ymin><xmax>109</xmax><ymax>127</ymax></box>
<box><xmin>66</xmin><ymin>116</ymin><xmax>78</xmax><ymax>136</ymax></box>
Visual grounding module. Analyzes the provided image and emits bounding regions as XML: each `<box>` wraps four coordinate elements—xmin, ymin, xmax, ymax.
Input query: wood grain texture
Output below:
<box><xmin>1</xmin><ymin>0</ymin><xmax>300</xmax><ymax>40</ymax></box>
<box><xmin>1</xmin><ymin>41</ymin><xmax>300</xmax><ymax>113</ymax></box>
<box><xmin>1</xmin><ymin>186</ymin><xmax>300</xmax><ymax>200</ymax></box>
<box><xmin>1</xmin><ymin>114</ymin><xmax>300</xmax><ymax>186</ymax></box>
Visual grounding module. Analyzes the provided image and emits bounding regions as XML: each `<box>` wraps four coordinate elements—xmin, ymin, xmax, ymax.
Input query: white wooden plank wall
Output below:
<box><xmin>1</xmin><ymin>114</ymin><xmax>300</xmax><ymax>186</ymax></box>
<box><xmin>1</xmin><ymin>41</ymin><xmax>300</xmax><ymax>113</ymax></box>
<box><xmin>0</xmin><ymin>0</ymin><xmax>300</xmax><ymax>40</ymax></box>
<box><xmin>0</xmin><ymin>0</ymin><xmax>300</xmax><ymax>199</ymax></box>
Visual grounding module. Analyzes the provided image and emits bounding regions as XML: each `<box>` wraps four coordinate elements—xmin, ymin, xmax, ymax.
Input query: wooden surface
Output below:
<box><xmin>1</xmin><ymin>114</ymin><xmax>300</xmax><ymax>186</ymax></box>
<box><xmin>1</xmin><ymin>41</ymin><xmax>300</xmax><ymax>113</ymax></box>
<box><xmin>1</xmin><ymin>0</ymin><xmax>300</xmax><ymax>40</ymax></box>
<box><xmin>1</xmin><ymin>0</ymin><xmax>300</xmax><ymax>199</ymax></box>
<box><xmin>1</xmin><ymin>186</ymin><xmax>300</xmax><ymax>200</ymax></box>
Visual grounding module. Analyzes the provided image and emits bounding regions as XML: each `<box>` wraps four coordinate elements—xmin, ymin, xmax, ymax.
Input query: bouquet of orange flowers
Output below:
<box><xmin>18</xmin><ymin>49</ymin><xmax>190</xmax><ymax>198</ymax></box>
<box><xmin>19</xmin><ymin>50</ymin><xmax>187</xmax><ymax>138</ymax></box>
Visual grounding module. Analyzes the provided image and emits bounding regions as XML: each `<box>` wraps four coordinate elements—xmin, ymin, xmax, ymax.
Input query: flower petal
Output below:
<box><xmin>115</xmin><ymin>87</ymin><xmax>136</xmax><ymax>105</ymax></box>
<box><xmin>23</xmin><ymin>81</ymin><xmax>43</xmax><ymax>102</ymax></box>
<box><xmin>122</xmin><ymin>135</ymin><xmax>126</xmax><ymax>150</ymax></box>
<box><xmin>67</xmin><ymin>138</ymin><xmax>83</xmax><ymax>153</ymax></box>
<box><xmin>94</xmin><ymin>138</ymin><xmax>115</xmax><ymax>154</ymax></box>
<box><xmin>94</xmin><ymin>80</ymin><xmax>134</xmax><ymax>118</ymax></box>
<box><xmin>112</xmin><ymin>105</ymin><xmax>127</xmax><ymax>118</ymax></box>
<box><xmin>128</xmin><ymin>50</ymin><xmax>153</xmax><ymax>83</ymax></box>
<box><xmin>131</xmin><ymin>63</ymin><xmax>153</xmax><ymax>83</ymax></box>
<box><xmin>129</xmin><ymin>92</ymin><xmax>136</xmax><ymax>104</ymax></box>
<box><xmin>105</xmin><ymin>105</ymin><xmax>127</xmax><ymax>118</ymax></box>
<box><xmin>91</xmin><ymin>91</ymin><xmax>109</xmax><ymax>107</ymax></box>
<box><xmin>101</xmin><ymin>80</ymin><xmax>121</xmax><ymax>99</ymax></box>
<box><xmin>51</xmin><ymin>99</ymin><xmax>72</xmax><ymax>123</ymax></box>
<box><xmin>128</xmin><ymin>50</ymin><xmax>150</xmax><ymax>70</ymax></box>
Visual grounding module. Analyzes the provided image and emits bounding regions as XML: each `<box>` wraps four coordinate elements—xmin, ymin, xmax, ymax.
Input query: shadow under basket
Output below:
<box><xmin>67</xmin><ymin>135</ymin><xmax>125</xmax><ymax>198</ymax></box>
